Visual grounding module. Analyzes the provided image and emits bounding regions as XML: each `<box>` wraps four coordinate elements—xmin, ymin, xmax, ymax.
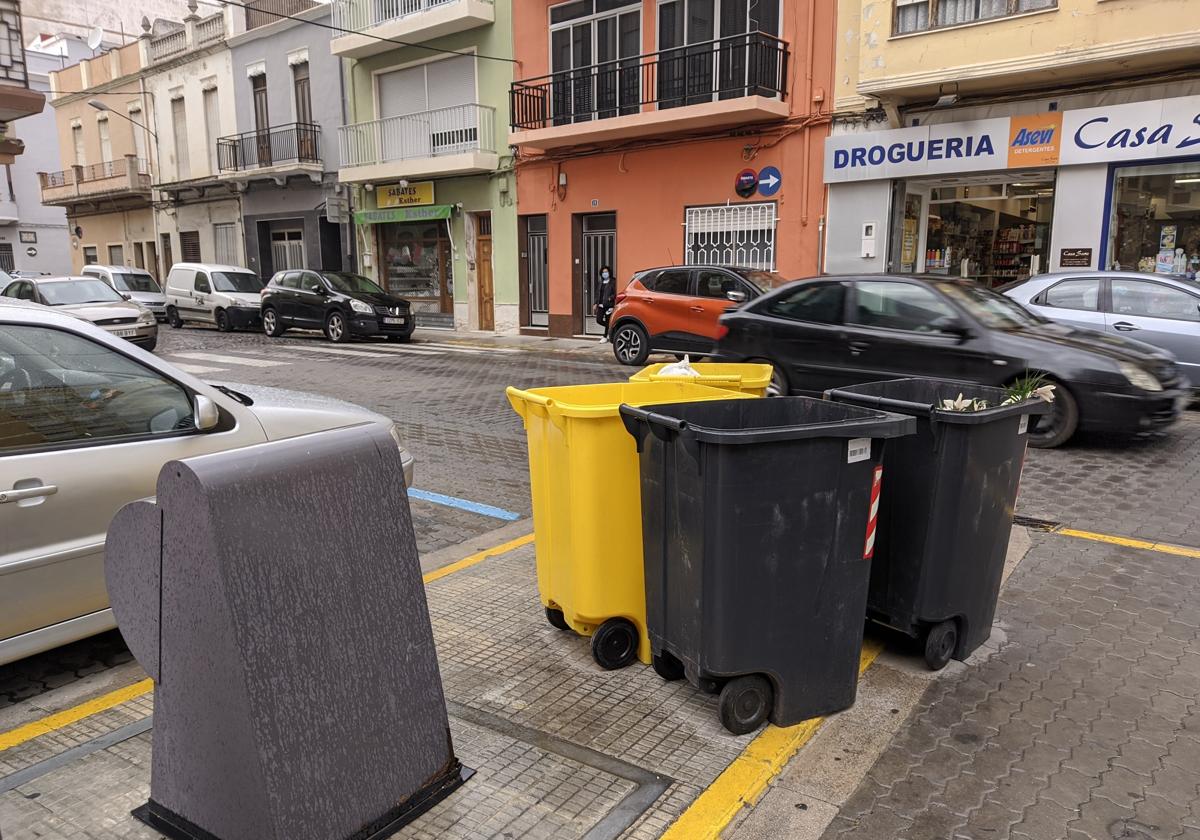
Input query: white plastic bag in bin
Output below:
<box><xmin>655</xmin><ymin>356</ymin><xmax>701</xmax><ymax>378</ymax></box>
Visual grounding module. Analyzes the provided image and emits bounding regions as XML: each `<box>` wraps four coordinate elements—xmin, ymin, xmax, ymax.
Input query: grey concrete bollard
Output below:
<box><xmin>105</xmin><ymin>424</ymin><xmax>469</xmax><ymax>840</ymax></box>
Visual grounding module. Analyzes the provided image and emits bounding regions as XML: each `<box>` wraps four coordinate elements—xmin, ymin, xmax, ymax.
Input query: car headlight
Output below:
<box><xmin>350</xmin><ymin>299</ymin><xmax>374</xmax><ymax>315</ymax></box>
<box><xmin>138</xmin><ymin>310</ymin><xmax>156</xmax><ymax>325</ymax></box>
<box><xmin>1118</xmin><ymin>362</ymin><xmax>1163</xmax><ymax>392</ymax></box>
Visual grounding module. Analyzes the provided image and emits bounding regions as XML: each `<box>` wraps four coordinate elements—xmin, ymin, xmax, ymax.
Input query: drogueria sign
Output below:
<box><xmin>825</xmin><ymin>95</ymin><xmax>1200</xmax><ymax>183</ymax></box>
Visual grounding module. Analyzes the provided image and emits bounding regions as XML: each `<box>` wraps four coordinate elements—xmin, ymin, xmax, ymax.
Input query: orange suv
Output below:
<box><xmin>609</xmin><ymin>265</ymin><xmax>785</xmax><ymax>365</ymax></box>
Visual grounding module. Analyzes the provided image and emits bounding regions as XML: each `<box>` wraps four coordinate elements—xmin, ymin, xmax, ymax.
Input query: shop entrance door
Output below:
<box><xmin>889</xmin><ymin>187</ymin><xmax>928</xmax><ymax>273</ymax></box>
<box><xmin>525</xmin><ymin>215</ymin><xmax>549</xmax><ymax>328</ymax></box>
<box><xmin>580</xmin><ymin>212</ymin><xmax>615</xmax><ymax>335</ymax></box>
<box><xmin>271</xmin><ymin>229</ymin><xmax>306</xmax><ymax>272</ymax></box>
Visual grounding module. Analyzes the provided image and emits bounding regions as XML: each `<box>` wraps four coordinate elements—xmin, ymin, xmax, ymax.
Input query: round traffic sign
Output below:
<box><xmin>734</xmin><ymin>168</ymin><xmax>758</xmax><ymax>199</ymax></box>
<box><xmin>757</xmin><ymin>166</ymin><xmax>782</xmax><ymax>197</ymax></box>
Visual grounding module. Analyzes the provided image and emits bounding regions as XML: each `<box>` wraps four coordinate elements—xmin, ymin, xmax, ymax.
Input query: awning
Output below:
<box><xmin>354</xmin><ymin>205</ymin><xmax>452</xmax><ymax>225</ymax></box>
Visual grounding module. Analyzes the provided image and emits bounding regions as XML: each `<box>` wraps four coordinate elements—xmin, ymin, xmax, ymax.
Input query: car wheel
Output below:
<box><xmin>324</xmin><ymin>311</ymin><xmax>350</xmax><ymax>343</ymax></box>
<box><xmin>1025</xmin><ymin>378</ymin><xmax>1078</xmax><ymax>448</ymax></box>
<box><xmin>262</xmin><ymin>307</ymin><xmax>286</xmax><ymax>338</ymax></box>
<box><xmin>167</xmin><ymin>307</ymin><xmax>183</xmax><ymax>329</ymax></box>
<box><xmin>612</xmin><ymin>322</ymin><xmax>650</xmax><ymax>366</ymax></box>
<box><xmin>215</xmin><ymin>308</ymin><xmax>231</xmax><ymax>333</ymax></box>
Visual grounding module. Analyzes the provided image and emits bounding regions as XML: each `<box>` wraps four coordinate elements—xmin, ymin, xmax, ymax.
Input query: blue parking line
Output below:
<box><xmin>408</xmin><ymin>488</ymin><xmax>522</xmax><ymax>521</ymax></box>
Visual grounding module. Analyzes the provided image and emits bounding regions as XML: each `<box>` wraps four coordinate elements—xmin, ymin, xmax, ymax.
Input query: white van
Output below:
<box><xmin>164</xmin><ymin>262</ymin><xmax>264</xmax><ymax>331</ymax></box>
<box><xmin>81</xmin><ymin>264</ymin><xmax>168</xmax><ymax>321</ymax></box>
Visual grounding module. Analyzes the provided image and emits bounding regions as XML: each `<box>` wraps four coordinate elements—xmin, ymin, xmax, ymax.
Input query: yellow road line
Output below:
<box><xmin>0</xmin><ymin>533</ymin><xmax>535</xmax><ymax>754</ymax></box>
<box><xmin>661</xmin><ymin>638</ymin><xmax>886</xmax><ymax>840</ymax></box>
<box><xmin>1056</xmin><ymin>528</ymin><xmax>1200</xmax><ymax>559</ymax></box>
<box><xmin>421</xmin><ymin>533</ymin><xmax>534</xmax><ymax>583</ymax></box>
<box><xmin>0</xmin><ymin>678</ymin><xmax>154</xmax><ymax>753</ymax></box>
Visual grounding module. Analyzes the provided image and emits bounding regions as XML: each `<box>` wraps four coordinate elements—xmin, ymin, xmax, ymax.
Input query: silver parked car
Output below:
<box><xmin>0</xmin><ymin>297</ymin><xmax>415</xmax><ymax>666</ymax></box>
<box><xmin>81</xmin><ymin>264</ymin><xmax>168</xmax><ymax>322</ymax></box>
<box><xmin>1</xmin><ymin>275</ymin><xmax>158</xmax><ymax>351</ymax></box>
<box><xmin>1005</xmin><ymin>271</ymin><xmax>1200</xmax><ymax>386</ymax></box>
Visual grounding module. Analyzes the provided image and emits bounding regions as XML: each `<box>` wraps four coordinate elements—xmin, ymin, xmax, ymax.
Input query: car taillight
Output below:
<box><xmin>616</xmin><ymin>293</ymin><xmax>626</xmax><ymax>304</ymax></box>
<box><xmin>715</xmin><ymin>325</ymin><xmax>729</xmax><ymax>340</ymax></box>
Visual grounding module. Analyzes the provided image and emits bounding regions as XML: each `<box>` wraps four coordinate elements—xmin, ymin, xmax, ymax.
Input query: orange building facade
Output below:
<box><xmin>509</xmin><ymin>0</ymin><xmax>836</xmax><ymax>336</ymax></box>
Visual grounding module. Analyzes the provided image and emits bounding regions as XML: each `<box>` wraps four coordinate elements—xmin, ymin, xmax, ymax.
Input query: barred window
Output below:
<box><xmin>684</xmin><ymin>203</ymin><xmax>776</xmax><ymax>270</ymax></box>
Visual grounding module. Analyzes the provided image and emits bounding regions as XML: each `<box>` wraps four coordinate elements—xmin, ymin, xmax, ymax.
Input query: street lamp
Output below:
<box><xmin>88</xmin><ymin>98</ymin><xmax>158</xmax><ymax>140</ymax></box>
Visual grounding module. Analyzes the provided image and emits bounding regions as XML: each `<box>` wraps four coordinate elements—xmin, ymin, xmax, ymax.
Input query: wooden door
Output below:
<box><xmin>477</xmin><ymin>234</ymin><xmax>494</xmax><ymax>331</ymax></box>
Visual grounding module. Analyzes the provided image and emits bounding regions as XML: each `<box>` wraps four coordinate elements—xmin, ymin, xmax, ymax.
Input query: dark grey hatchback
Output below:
<box><xmin>716</xmin><ymin>274</ymin><xmax>1191</xmax><ymax>447</ymax></box>
<box><xmin>260</xmin><ymin>270</ymin><xmax>414</xmax><ymax>344</ymax></box>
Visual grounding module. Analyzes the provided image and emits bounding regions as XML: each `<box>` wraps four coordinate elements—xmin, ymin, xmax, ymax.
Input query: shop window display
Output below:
<box><xmin>1109</xmin><ymin>162</ymin><xmax>1200</xmax><ymax>278</ymax></box>
<box><xmin>377</xmin><ymin>221</ymin><xmax>452</xmax><ymax>312</ymax></box>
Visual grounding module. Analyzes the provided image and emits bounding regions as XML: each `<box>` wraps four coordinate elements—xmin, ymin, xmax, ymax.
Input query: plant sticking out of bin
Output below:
<box><xmin>1001</xmin><ymin>373</ymin><xmax>1056</xmax><ymax>406</ymax></box>
<box><xmin>940</xmin><ymin>393</ymin><xmax>991</xmax><ymax>412</ymax></box>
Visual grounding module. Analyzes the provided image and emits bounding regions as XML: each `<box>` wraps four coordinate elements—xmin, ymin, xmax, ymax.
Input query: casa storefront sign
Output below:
<box><xmin>825</xmin><ymin>94</ymin><xmax>1200</xmax><ymax>183</ymax></box>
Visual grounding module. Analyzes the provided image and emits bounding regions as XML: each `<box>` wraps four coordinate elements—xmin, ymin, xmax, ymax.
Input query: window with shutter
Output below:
<box><xmin>179</xmin><ymin>230</ymin><xmax>201</xmax><ymax>262</ymax></box>
<box><xmin>171</xmin><ymin>98</ymin><xmax>190</xmax><ymax>180</ymax></box>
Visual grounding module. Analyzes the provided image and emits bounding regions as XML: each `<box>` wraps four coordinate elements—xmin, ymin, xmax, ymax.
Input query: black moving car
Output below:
<box><xmin>716</xmin><ymin>274</ymin><xmax>1191</xmax><ymax>447</ymax></box>
<box><xmin>260</xmin><ymin>270</ymin><xmax>414</xmax><ymax>343</ymax></box>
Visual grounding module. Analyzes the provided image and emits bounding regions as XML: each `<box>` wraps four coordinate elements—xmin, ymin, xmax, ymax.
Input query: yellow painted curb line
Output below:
<box><xmin>1056</xmin><ymin>528</ymin><xmax>1200</xmax><ymax>559</ymax></box>
<box><xmin>0</xmin><ymin>678</ymin><xmax>154</xmax><ymax>753</ymax></box>
<box><xmin>661</xmin><ymin>639</ymin><xmax>886</xmax><ymax>840</ymax></box>
<box><xmin>0</xmin><ymin>532</ymin><xmax>535</xmax><ymax>754</ymax></box>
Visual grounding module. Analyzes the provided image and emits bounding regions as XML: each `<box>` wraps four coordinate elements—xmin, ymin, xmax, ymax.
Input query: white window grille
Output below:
<box><xmin>684</xmin><ymin>203</ymin><xmax>777</xmax><ymax>270</ymax></box>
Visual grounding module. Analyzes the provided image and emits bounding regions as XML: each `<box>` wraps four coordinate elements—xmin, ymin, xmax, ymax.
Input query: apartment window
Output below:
<box><xmin>97</xmin><ymin>117</ymin><xmax>112</xmax><ymax>164</ymax></box>
<box><xmin>684</xmin><ymin>202</ymin><xmax>777</xmax><ymax>270</ymax></box>
<box><xmin>108</xmin><ymin>244</ymin><xmax>124</xmax><ymax>265</ymax></box>
<box><xmin>293</xmin><ymin>61</ymin><xmax>312</xmax><ymax>125</ymax></box>
<box><xmin>213</xmin><ymin>223</ymin><xmax>239</xmax><ymax>265</ymax></box>
<box><xmin>82</xmin><ymin>245</ymin><xmax>99</xmax><ymax>265</ymax></box>
<box><xmin>549</xmin><ymin>0</ymin><xmax>640</xmax><ymax>124</ymax></box>
<box><xmin>203</xmin><ymin>88</ymin><xmax>221</xmax><ymax>175</ymax></box>
<box><xmin>171</xmin><ymin>97</ymin><xmax>190</xmax><ymax>180</ymax></box>
<box><xmin>71</xmin><ymin>124</ymin><xmax>85</xmax><ymax>166</ymax></box>
<box><xmin>129</xmin><ymin>105</ymin><xmax>147</xmax><ymax>164</ymax></box>
<box><xmin>376</xmin><ymin>55</ymin><xmax>477</xmax><ymax>158</ymax></box>
<box><xmin>0</xmin><ymin>243</ymin><xmax>13</xmax><ymax>272</ymax></box>
<box><xmin>133</xmin><ymin>241</ymin><xmax>145</xmax><ymax>269</ymax></box>
<box><xmin>179</xmin><ymin>230</ymin><xmax>201</xmax><ymax>262</ymax></box>
<box><xmin>894</xmin><ymin>0</ymin><xmax>1054</xmax><ymax>34</ymax></box>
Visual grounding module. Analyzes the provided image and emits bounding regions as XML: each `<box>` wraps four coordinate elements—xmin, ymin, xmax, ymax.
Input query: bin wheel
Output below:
<box><xmin>652</xmin><ymin>652</ymin><xmax>685</xmax><ymax>681</ymax></box>
<box><xmin>924</xmin><ymin>620</ymin><xmax>958</xmax><ymax>671</ymax></box>
<box><xmin>719</xmin><ymin>675</ymin><xmax>773</xmax><ymax>735</ymax></box>
<box><xmin>545</xmin><ymin>607</ymin><xmax>570</xmax><ymax>631</ymax></box>
<box><xmin>591</xmin><ymin>618</ymin><xmax>638</xmax><ymax>670</ymax></box>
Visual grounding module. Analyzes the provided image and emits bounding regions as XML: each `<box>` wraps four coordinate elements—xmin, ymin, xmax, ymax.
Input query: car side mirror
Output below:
<box><xmin>726</xmin><ymin>289</ymin><xmax>747</xmax><ymax>303</ymax></box>
<box><xmin>944</xmin><ymin>320</ymin><xmax>972</xmax><ymax>341</ymax></box>
<box><xmin>194</xmin><ymin>394</ymin><xmax>220</xmax><ymax>432</ymax></box>
<box><xmin>311</xmin><ymin>284</ymin><xmax>326</xmax><ymax>295</ymax></box>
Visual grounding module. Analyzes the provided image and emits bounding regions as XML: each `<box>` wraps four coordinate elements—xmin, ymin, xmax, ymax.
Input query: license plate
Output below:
<box><xmin>114</xmin><ymin>328</ymin><xmax>138</xmax><ymax>337</ymax></box>
<box><xmin>384</xmin><ymin>317</ymin><xmax>406</xmax><ymax>325</ymax></box>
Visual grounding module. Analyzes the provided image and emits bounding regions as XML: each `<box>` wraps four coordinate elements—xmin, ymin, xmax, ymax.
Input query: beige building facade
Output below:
<box><xmin>823</xmin><ymin>0</ymin><xmax>1200</xmax><ymax>281</ymax></box>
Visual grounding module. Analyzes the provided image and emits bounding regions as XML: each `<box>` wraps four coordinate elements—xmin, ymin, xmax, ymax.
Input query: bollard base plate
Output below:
<box><xmin>132</xmin><ymin>761</ymin><xmax>475</xmax><ymax>840</ymax></box>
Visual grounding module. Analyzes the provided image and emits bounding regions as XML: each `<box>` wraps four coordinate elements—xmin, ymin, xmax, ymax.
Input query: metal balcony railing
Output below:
<box><xmin>510</xmin><ymin>31</ymin><xmax>789</xmax><ymax>131</ymax></box>
<box><xmin>39</xmin><ymin>157</ymin><xmax>153</xmax><ymax>201</ymax></box>
<box><xmin>331</xmin><ymin>0</ymin><xmax>484</xmax><ymax>34</ymax></box>
<box><xmin>339</xmin><ymin>104</ymin><xmax>494</xmax><ymax>168</ymax></box>
<box><xmin>217</xmin><ymin>123</ymin><xmax>321</xmax><ymax>172</ymax></box>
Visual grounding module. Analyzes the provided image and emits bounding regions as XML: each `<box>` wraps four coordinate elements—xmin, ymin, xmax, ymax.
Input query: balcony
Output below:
<box><xmin>147</xmin><ymin>11</ymin><xmax>226</xmax><ymax>65</ymax></box>
<box><xmin>0</xmin><ymin>0</ymin><xmax>44</xmax><ymax>125</ymax></box>
<box><xmin>330</xmin><ymin>0</ymin><xmax>494</xmax><ymax>59</ymax></box>
<box><xmin>337</xmin><ymin>103</ymin><xmax>498</xmax><ymax>184</ymax></box>
<box><xmin>217</xmin><ymin>123</ymin><xmax>322</xmax><ymax>182</ymax></box>
<box><xmin>39</xmin><ymin>156</ymin><xmax>152</xmax><ymax>208</ymax></box>
<box><xmin>509</xmin><ymin>32</ymin><xmax>789</xmax><ymax>151</ymax></box>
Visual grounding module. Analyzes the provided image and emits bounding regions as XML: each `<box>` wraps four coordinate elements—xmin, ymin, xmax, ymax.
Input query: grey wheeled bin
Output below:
<box><xmin>620</xmin><ymin>397</ymin><xmax>914</xmax><ymax>735</ymax></box>
<box><xmin>825</xmin><ymin>378</ymin><xmax>1049</xmax><ymax>671</ymax></box>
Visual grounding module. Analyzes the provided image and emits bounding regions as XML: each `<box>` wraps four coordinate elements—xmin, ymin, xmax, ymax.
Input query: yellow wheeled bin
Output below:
<box><xmin>628</xmin><ymin>362</ymin><xmax>774</xmax><ymax>397</ymax></box>
<box><xmin>507</xmin><ymin>381</ymin><xmax>753</xmax><ymax>670</ymax></box>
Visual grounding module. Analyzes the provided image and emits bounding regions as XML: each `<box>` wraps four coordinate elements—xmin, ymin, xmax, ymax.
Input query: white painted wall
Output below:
<box><xmin>144</xmin><ymin>46</ymin><xmax>236</xmax><ymax>185</ymax></box>
<box><xmin>825</xmin><ymin>181</ymin><xmax>894</xmax><ymax>275</ymax></box>
<box><xmin>1048</xmin><ymin>164</ymin><xmax>1108</xmax><ymax>271</ymax></box>
<box><xmin>156</xmin><ymin>197</ymin><xmax>244</xmax><ymax>266</ymax></box>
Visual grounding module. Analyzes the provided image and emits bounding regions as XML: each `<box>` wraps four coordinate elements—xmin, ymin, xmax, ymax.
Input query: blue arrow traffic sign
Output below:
<box><xmin>758</xmin><ymin>166</ymin><xmax>782</xmax><ymax>197</ymax></box>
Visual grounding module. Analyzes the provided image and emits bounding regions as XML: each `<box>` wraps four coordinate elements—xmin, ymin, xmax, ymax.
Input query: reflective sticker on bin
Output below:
<box><xmin>1019</xmin><ymin>415</ymin><xmax>1029</xmax><ymax>435</ymax></box>
<box><xmin>847</xmin><ymin>437</ymin><xmax>871</xmax><ymax>464</ymax></box>
<box><xmin>864</xmin><ymin>465</ymin><xmax>883</xmax><ymax>560</ymax></box>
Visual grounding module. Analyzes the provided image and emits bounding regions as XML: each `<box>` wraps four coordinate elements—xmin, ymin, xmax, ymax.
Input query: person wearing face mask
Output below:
<box><xmin>595</xmin><ymin>265</ymin><xmax>616</xmax><ymax>343</ymax></box>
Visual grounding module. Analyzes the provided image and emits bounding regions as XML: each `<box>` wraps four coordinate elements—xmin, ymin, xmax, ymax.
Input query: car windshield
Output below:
<box><xmin>735</xmin><ymin>269</ymin><xmax>789</xmax><ymax>292</ymax></box>
<box><xmin>112</xmin><ymin>272</ymin><xmax>161</xmax><ymax>293</ymax></box>
<box><xmin>321</xmin><ymin>272</ymin><xmax>385</xmax><ymax>295</ymax></box>
<box><xmin>38</xmin><ymin>279</ymin><xmax>125</xmax><ymax>306</ymax></box>
<box><xmin>211</xmin><ymin>271</ymin><xmax>263</xmax><ymax>293</ymax></box>
<box><xmin>939</xmin><ymin>281</ymin><xmax>1046</xmax><ymax>329</ymax></box>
